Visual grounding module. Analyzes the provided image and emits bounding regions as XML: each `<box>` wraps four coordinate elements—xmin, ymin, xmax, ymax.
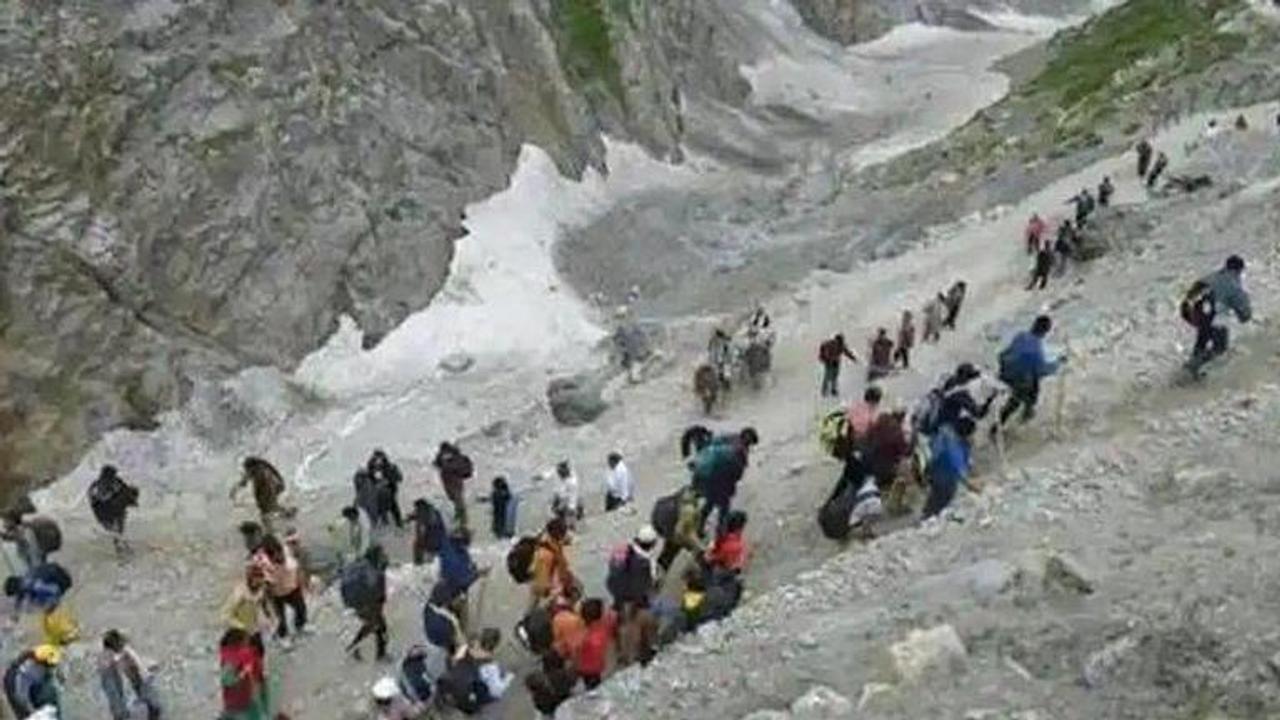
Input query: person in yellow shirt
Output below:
<box><xmin>222</xmin><ymin>565</ymin><xmax>274</xmax><ymax>634</ymax></box>
<box><xmin>40</xmin><ymin>601</ymin><xmax>80</xmax><ymax>647</ymax></box>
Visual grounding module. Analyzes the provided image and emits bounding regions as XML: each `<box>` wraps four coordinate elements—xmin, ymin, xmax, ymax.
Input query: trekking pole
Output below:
<box><xmin>1054</xmin><ymin>335</ymin><xmax>1073</xmax><ymax>439</ymax></box>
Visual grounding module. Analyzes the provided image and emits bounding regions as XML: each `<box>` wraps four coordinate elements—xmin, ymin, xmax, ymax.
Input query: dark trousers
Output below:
<box><xmin>820</xmin><ymin>362</ymin><xmax>840</xmax><ymax>397</ymax></box>
<box><xmin>893</xmin><ymin>346</ymin><xmax>910</xmax><ymax>369</ymax></box>
<box><xmin>582</xmin><ymin>674</ymin><xmax>602</xmax><ymax>690</ymax></box>
<box><xmin>922</xmin><ymin>473</ymin><xmax>959</xmax><ymax>519</ymax></box>
<box><xmin>272</xmin><ymin>588</ymin><xmax>307</xmax><ymax>638</ymax></box>
<box><xmin>444</xmin><ymin>481</ymin><xmax>468</xmax><ymax>529</ymax></box>
<box><xmin>380</xmin><ymin>494</ymin><xmax>404</xmax><ymax>529</ymax></box>
<box><xmin>699</xmin><ymin>495</ymin><xmax>731</xmax><ymax>536</ymax></box>
<box><xmin>998</xmin><ymin>378</ymin><xmax>1041</xmax><ymax>426</ymax></box>
<box><xmin>1188</xmin><ymin>321</ymin><xmax>1229</xmax><ymax>373</ymax></box>
<box><xmin>348</xmin><ymin>606</ymin><xmax>388</xmax><ymax>659</ymax></box>
<box><xmin>1027</xmin><ymin>266</ymin><xmax>1050</xmax><ymax>290</ymax></box>
<box><xmin>604</xmin><ymin>494</ymin><xmax>625</xmax><ymax>512</ymax></box>
<box><xmin>944</xmin><ymin>304</ymin><xmax>961</xmax><ymax>329</ymax></box>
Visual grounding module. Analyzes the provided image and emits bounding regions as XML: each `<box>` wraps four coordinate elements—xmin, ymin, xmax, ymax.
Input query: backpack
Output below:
<box><xmin>650</xmin><ymin>491</ymin><xmax>682</xmax><ymax>538</ymax></box>
<box><xmin>505</xmin><ymin>536</ymin><xmax>539</xmax><ymax>584</ymax></box>
<box><xmin>27</xmin><ymin>517</ymin><xmax>61</xmax><ymax>555</ymax></box>
<box><xmin>817</xmin><ymin>481</ymin><xmax>858</xmax><ymax>540</ymax></box>
<box><xmin>818</xmin><ymin>409</ymin><xmax>851</xmax><ymax>459</ymax></box>
<box><xmin>515</xmin><ymin>605</ymin><xmax>553</xmax><ymax>654</ymax></box>
<box><xmin>912</xmin><ymin>386</ymin><xmax>946</xmax><ymax>436</ymax></box>
<box><xmin>605</xmin><ymin>543</ymin><xmax>632</xmax><ymax>598</ymax></box>
<box><xmin>339</xmin><ymin>560</ymin><xmax>378</xmax><ymax>609</ymax></box>
<box><xmin>416</xmin><ymin>503</ymin><xmax>447</xmax><ymax>554</ymax></box>
<box><xmin>997</xmin><ymin>343</ymin><xmax>1020</xmax><ymax>385</ymax></box>
<box><xmin>437</xmin><ymin>657</ymin><xmax>485</xmax><ymax>714</ymax></box>
<box><xmin>818</xmin><ymin>339</ymin><xmax>840</xmax><ymax>364</ymax></box>
<box><xmin>444</xmin><ymin>453</ymin><xmax>474</xmax><ymax>480</ymax></box>
<box><xmin>1180</xmin><ymin>280</ymin><xmax>1214</xmax><ymax>326</ymax></box>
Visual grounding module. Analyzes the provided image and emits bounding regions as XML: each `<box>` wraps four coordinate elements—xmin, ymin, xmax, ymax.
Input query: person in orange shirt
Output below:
<box><xmin>530</xmin><ymin>519</ymin><xmax>575</xmax><ymax>610</ymax></box>
<box><xmin>704</xmin><ymin>510</ymin><xmax>749</xmax><ymax>574</ymax></box>
<box><xmin>549</xmin><ymin>588</ymin><xmax>586</xmax><ymax>666</ymax></box>
<box><xmin>575</xmin><ymin>598</ymin><xmax>617</xmax><ymax>689</ymax></box>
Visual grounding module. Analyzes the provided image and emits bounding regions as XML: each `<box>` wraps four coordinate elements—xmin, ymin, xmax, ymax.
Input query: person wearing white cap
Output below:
<box><xmin>370</xmin><ymin>676</ymin><xmax>419</xmax><ymax>720</ymax></box>
<box><xmin>605</xmin><ymin>525</ymin><xmax>659</xmax><ymax>613</ymax></box>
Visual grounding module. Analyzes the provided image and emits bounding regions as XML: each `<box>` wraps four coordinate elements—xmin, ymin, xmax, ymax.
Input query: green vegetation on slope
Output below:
<box><xmin>551</xmin><ymin>0</ymin><xmax>627</xmax><ymax>106</ymax></box>
<box><xmin>1022</xmin><ymin>0</ymin><xmax>1246</xmax><ymax>138</ymax></box>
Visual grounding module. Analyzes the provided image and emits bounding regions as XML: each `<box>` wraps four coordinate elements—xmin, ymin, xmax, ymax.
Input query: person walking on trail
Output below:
<box><xmin>88</xmin><ymin>465</ymin><xmax>139</xmax><ymax>559</ymax></box>
<box><xmin>525</xmin><ymin>652</ymin><xmax>576</xmax><ymax>719</ymax></box>
<box><xmin>343</xmin><ymin>545</ymin><xmax>390</xmax><ymax>662</ymax></box>
<box><xmin>222</xmin><ymin>565</ymin><xmax>275</xmax><ymax>639</ymax></box>
<box><xmin>922</xmin><ymin>417</ymin><xmax>978</xmax><ymax>519</ymax></box>
<box><xmin>603</xmin><ymin>452</ymin><xmax>634</xmax><ymax>512</ymax></box>
<box><xmin>218</xmin><ymin>628</ymin><xmax>265</xmax><ymax>720</ymax></box>
<box><xmin>232</xmin><ymin>457</ymin><xmax>288</xmax><ymax>531</ymax></box>
<box><xmin>1098</xmin><ymin>176</ymin><xmax>1115</xmax><ymax>208</ymax></box>
<box><xmin>817</xmin><ymin>334</ymin><xmax>858</xmax><ymax>398</ymax></box>
<box><xmin>529</xmin><ymin>518</ymin><xmax>575</xmax><ymax>610</ymax></box>
<box><xmin>707</xmin><ymin>328</ymin><xmax>733</xmax><ymax>385</ymax></box>
<box><xmin>1182</xmin><ymin>255</ymin><xmax>1252</xmax><ymax>379</ymax></box>
<box><xmin>680</xmin><ymin>425</ymin><xmax>714</xmax><ymax>463</ymax></box>
<box><xmin>408</xmin><ymin>499</ymin><xmax>446</xmax><ymax>566</ymax></box>
<box><xmin>895</xmin><ymin>311</ymin><xmax>916</xmax><ymax>369</ymax></box>
<box><xmin>438</xmin><ymin>528</ymin><xmax>486</xmax><ymax>631</ymax></box>
<box><xmin>691</xmin><ymin>428</ymin><xmax>759</xmax><ymax>536</ymax></box>
<box><xmin>867</xmin><ymin>328</ymin><xmax>895</xmax><ymax>382</ymax></box>
<box><xmin>704</xmin><ymin>510</ymin><xmax>750</xmax><ymax>574</ymax></box>
<box><xmin>1147</xmin><ymin>151</ymin><xmax>1169</xmax><ymax>189</ymax></box>
<box><xmin>98</xmin><ymin>629</ymin><xmax>162</xmax><ymax>720</ymax></box>
<box><xmin>923</xmin><ymin>294</ymin><xmax>945</xmax><ymax>343</ymax></box>
<box><xmin>352</xmin><ymin>469</ymin><xmax>382</xmax><ymax>530</ymax></box>
<box><xmin>423</xmin><ymin>581</ymin><xmax>467</xmax><ymax>657</ymax></box>
<box><xmin>575</xmin><ymin>598</ymin><xmax>617</xmax><ymax>690</ymax></box>
<box><xmin>252</xmin><ymin>535</ymin><xmax>307</xmax><ymax>643</ymax></box>
<box><xmin>943</xmin><ymin>281</ymin><xmax>967</xmax><ymax>330</ymax></box>
<box><xmin>863</xmin><ymin>410</ymin><xmax>911</xmax><ymax>491</ymax></box>
<box><xmin>606</xmin><ymin>525</ymin><xmax>659</xmax><ymax>613</ymax></box>
<box><xmin>655</xmin><ymin>486</ymin><xmax>704</xmax><ymax>574</ymax></box>
<box><xmin>1028</xmin><ymin>242</ymin><xmax>1054</xmax><ymax>291</ymax></box>
<box><xmin>1024</xmin><ymin>213</ymin><xmax>1047</xmax><ymax>254</ymax></box>
<box><xmin>338</xmin><ymin>505</ymin><xmax>373</xmax><ymax>564</ymax></box>
<box><xmin>486</xmin><ymin>477</ymin><xmax>516</xmax><ymax>540</ymax></box>
<box><xmin>433</xmin><ymin>442</ymin><xmax>474</xmax><ymax>529</ymax></box>
<box><xmin>550</xmin><ymin>461</ymin><xmax>582</xmax><ymax>528</ymax></box>
<box><xmin>846</xmin><ymin>386</ymin><xmax>883</xmax><ymax>451</ymax></box>
<box><xmin>993</xmin><ymin>315</ymin><xmax>1065</xmax><ymax>438</ymax></box>
<box><xmin>5</xmin><ymin>644</ymin><xmax>63</xmax><ymax>718</ymax></box>
<box><xmin>1136</xmin><ymin>138</ymin><xmax>1153</xmax><ymax>178</ymax></box>
<box><xmin>1054</xmin><ymin>220</ymin><xmax>1076</xmax><ymax>276</ymax></box>
<box><xmin>366</xmin><ymin>450</ymin><xmax>405</xmax><ymax>529</ymax></box>
<box><xmin>935</xmin><ymin>364</ymin><xmax>997</xmax><ymax>434</ymax></box>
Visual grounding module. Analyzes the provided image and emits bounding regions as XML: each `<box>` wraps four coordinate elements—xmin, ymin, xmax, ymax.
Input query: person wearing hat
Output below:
<box><xmin>605</xmin><ymin>525</ymin><xmax>659</xmax><ymax>614</ymax></box>
<box><xmin>4</xmin><ymin>644</ymin><xmax>62</xmax><ymax>718</ymax></box>
<box><xmin>1184</xmin><ymin>254</ymin><xmax>1252</xmax><ymax>379</ymax></box>
<box><xmin>370</xmin><ymin>676</ymin><xmax>420</xmax><ymax>720</ymax></box>
<box><xmin>936</xmin><ymin>363</ymin><xmax>996</xmax><ymax>434</ymax></box>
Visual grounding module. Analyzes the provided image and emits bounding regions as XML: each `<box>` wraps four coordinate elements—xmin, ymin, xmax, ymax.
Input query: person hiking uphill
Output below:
<box><xmin>98</xmin><ymin>629</ymin><xmax>162</xmax><ymax>720</ymax></box>
<box><xmin>691</xmin><ymin>428</ymin><xmax>759</xmax><ymax>536</ymax></box>
<box><xmin>5</xmin><ymin>644</ymin><xmax>63</xmax><ymax>719</ymax></box>
<box><xmin>817</xmin><ymin>334</ymin><xmax>858</xmax><ymax>398</ymax></box>
<box><xmin>943</xmin><ymin>281</ymin><xmax>967</xmax><ymax>330</ymax></box>
<box><xmin>1136</xmin><ymin>138</ymin><xmax>1154</xmax><ymax>178</ymax></box>
<box><xmin>1025</xmin><ymin>213</ymin><xmax>1046</xmax><ymax>254</ymax></box>
<box><xmin>433</xmin><ymin>442</ymin><xmax>474</xmax><ymax>529</ymax></box>
<box><xmin>922</xmin><ymin>294</ymin><xmax>945</xmax><ymax>343</ymax></box>
<box><xmin>88</xmin><ymin>465</ymin><xmax>139</xmax><ymax>559</ymax></box>
<box><xmin>1147</xmin><ymin>151</ymin><xmax>1169</xmax><ymax>189</ymax></box>
<box><xmin>342</xmin><ymin>545</ymin><xmax>390</xmax><ymax>662</ymax></box>
<box><xmin>895</xmin><ymin>310</ymin><xmax>915</xmax><ymax>369</ymax></box>
<box><xmin>1098</xmin><ymin>176</ymin><xmax>1115</xmax><ymax>208</ymax></box>
<box><xmin>867</xmin><ymin>328</ymin><xmax>895</xmax><ymax>382</ymax></box>
<box><xmin>1028</xmin><ymin>242</ymin><xmax>1054</xmax><ymax>291</ymax></box>
<box><xmin>1183</xmin><ymin>255</ymin><xmax>1252</xmax><ymax>379</ymax></box>
<box><xmin>528</xmin><ymin>518</ymin><xmax>575</xmax><ymax>610</ymax></box>
<box><xmin>993</xmin><ymin>315</ymin><xmax>1065</xmax><ymax>438</ymax></box>
<box><xmin>232</xmin><ymin>457</ymin><xmax>288</xmax><ymax>531</ymax></box>
<box><xmin>655</xmin><ymin>486</ymin><xmax>704</xmax><ymax>574</ymax></box>
<box><xmin>366</xmin><ymin>450</ymin><xmax>405</xmax><ymax>529</ymax></box>
<box><xmin>606</xmin><ymin>525</ymin><xmax>659</xmax><ymax>614</ymax></box>
<box><xmin>922</xmin><ymin>417</ymin><xmax>978</xmax><ymax>519</ymax></box>
<box><xmin>602</xmin><ymin>452</ymin><xmax>634</xmax><ymax>513</ymax></box>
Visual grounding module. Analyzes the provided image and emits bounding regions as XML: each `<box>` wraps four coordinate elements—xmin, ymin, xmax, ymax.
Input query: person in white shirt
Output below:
<box><xmin>473</xmin><ymin>628</ymin><xmax>513</xmax><ymax>702</ymax></box>
<box><xmin>603</xmin><ymin>452</ymin><xmax>634</xmax><ymax>512</ymax></box>
<box><xmin>551</xmin><ymin>461</ymin><xmax>582</xmax><ymax>528</ymax></box>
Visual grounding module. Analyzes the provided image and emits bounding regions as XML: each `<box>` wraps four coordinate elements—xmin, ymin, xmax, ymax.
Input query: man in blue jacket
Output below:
<box><xmin>691</xmin><ymin>428</ymin><xmax>759</xmax><ymax>536</ymax></box>
<box><xmin>993</xmin><ymin>315</ymin><xmax>1064</xmax><ymax>437</ymax></box>
<box><xmin>1184</xmin><ymin>255</ymin><xmax>1252</xmax><ymax>378</ymax></box>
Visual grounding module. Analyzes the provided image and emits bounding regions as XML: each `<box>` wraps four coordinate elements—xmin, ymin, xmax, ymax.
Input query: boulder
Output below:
<box><xmin>1043</xmin><ymin>552</ymin><xmax>1095</xmax><ymax>595</ymax></box>
<box><xmin>790</xmin><ymin>685</ymin><xmax>853</xmax><ymax>719</ymax></box>
<box><xmin>438</xmin><ymin>352</ymin><xmax>475</xmax><ymax>374</ymax></box>
<box><xmin>888</xmin><ymin>624</ymin><xmax>968</xmax><ymax>684</ymax></box>
<box><xmin>547</xmin><ymin>374</ymin><xmax>609</xmax><ymax>426</ymax></box>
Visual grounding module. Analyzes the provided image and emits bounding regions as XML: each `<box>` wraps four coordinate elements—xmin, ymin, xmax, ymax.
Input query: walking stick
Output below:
<box><xmin>1054</xmin><ymin>335</ymin><xmax>1073</xmax><ymax>439</ymax></box>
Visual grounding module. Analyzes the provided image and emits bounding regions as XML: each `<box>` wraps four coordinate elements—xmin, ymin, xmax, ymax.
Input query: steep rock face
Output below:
<box><xmin>0</xmin><ymin>0</ymin><xmax>743</xmax><ymax>494</ymax></box>
<box><xmin>788</xmin><ymin>0</ymin><xmax>1102</xmax><ymax>44</ymax></box>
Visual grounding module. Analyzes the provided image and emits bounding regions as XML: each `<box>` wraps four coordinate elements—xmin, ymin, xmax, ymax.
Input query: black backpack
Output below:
<box><xmin>515</xmin><ymin>606</ymin><xmax>553</xmax><ymax>654</ymax></box>
<box><xmin>1180</xmin><ymin>280</ymin><xmax>1214</xmax><ymax>326</ymax></box>
<box><xmin>27</xmin><ymin>517</ymin><xmax>62</xmax><ymax>554</ymax></box>
<box><xmin>339</xmin><ymin>560</ymin><xmax>379</xmax><ymax>609</ymax></box>
<box><xmin>818</xmin><ymin>482</ymin><xmax>858</xmax><ymax>540</ymax></box>
<box><xmin>650</xmin><ymin>491</ymin><xmax>682</xmax><ymax>538</ymax></box>
<box><xmin>506</xmin><ymin>536</ymin><xmax>539</xmax><ymax>584</ymax></box>
<box><xmin>437</xmin><ymin>657</ymin><xmax>486</xmax><ymax>714</ymax></box>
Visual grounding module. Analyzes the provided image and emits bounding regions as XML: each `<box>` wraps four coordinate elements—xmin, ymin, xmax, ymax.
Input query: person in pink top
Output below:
<box><xmin>252</xmin><ymin>534</ymin><xmax>306</xmax><ymax>641</ymax></box>
<box><xmin>1025</xmin><ymin>213</ymin><xmax>1047</xmax><ymax>254</ymax></box>
<box><xmin>846</xmin><ymin>386</ymin><xmax>883</xmax><ymax>448</ymax></box>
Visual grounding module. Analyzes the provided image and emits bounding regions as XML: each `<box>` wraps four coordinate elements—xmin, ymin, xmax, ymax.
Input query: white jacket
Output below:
<box><xmin>604</xmin><ymin>462</ymin><xmax>634</xmax><ymax>502</ymax></box>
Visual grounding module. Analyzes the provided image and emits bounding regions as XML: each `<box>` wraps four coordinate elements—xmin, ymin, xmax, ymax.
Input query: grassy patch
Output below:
<box><xmin>1021</xmin><ymin>0</ymin><xmax>1245</xmax><ymax>138</ymax></box>
<box><xmin>551</xmin><ymin>0</ymin><xmax>626</xmax><ymax>105</ymax></box>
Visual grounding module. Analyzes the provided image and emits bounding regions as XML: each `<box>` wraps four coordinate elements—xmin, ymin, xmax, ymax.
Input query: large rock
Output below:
<box><xmin>790</xmin><ymin>685</ymin><xmax>854</xmax><ymax>719</ymax></box>
<box><xmin>547</xmin><ymin>374</ymin><xmax>609</xmax><ymax>426</ymax></box>
<box><xmin>1043</xmin><ymin>552</ymin><xmax>1095</xmax><ymax>595</ymax></box>
<box><xmin>888</xmin><ymin>624</ymin><xmax>968</xmax><ymax>684</ymax></box>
